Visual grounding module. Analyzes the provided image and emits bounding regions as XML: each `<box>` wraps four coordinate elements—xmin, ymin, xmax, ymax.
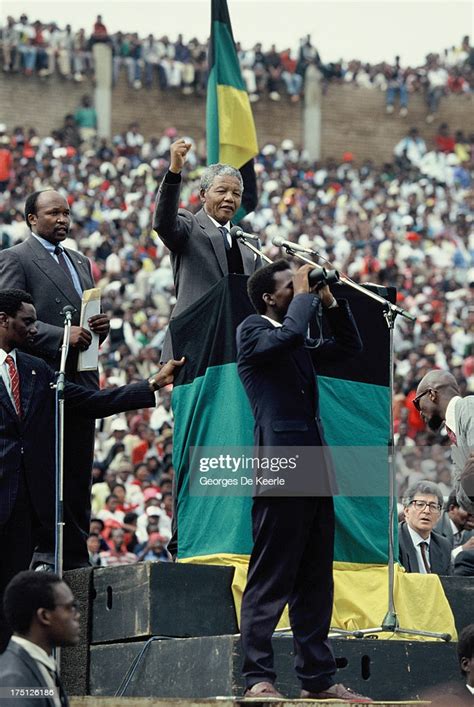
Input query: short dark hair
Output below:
<box><xmin>3</xmin><ymin>571</ymin><xmax>64</xmax><ymax>633</ymax></box>
<box><xmin>458</xmin><ymin>624</ymin><xmax>474</xmax><ymax>676</ymax></box>
<box><xmin>446</xmin><ymin>489</ymin><xmax>460</xmax><ymax>511</ymax></box>
<box><xmin>247</xmin><ymin>259</ymin><xmax>292</xmax><ymax>314</ymax></box>
<box><xmin>0</xmin><ymin>289</ymin><xmax>34</xmax><ymax>317</ymax></box>
<box><xmin>24</xmin><ymin>190</ymin><xmax>50</xmax><ymax>226</ymax></box>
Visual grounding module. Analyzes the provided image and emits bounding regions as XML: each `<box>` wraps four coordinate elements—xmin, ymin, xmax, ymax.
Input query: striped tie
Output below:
<box><xmin>5</xmin><ymin>354</ymin><xmax>22</xmax><ymax>417</ymax></box>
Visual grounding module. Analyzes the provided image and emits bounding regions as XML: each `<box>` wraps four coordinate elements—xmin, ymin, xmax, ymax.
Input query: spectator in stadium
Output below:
<box><xmin>87</xmin><ymin>533</ymin><xmax>102</xmax><ymax>566</ymax></box>
<box><xmin>385</xmin><ymin>56</ymin><xmax>409</xmax><ymax>116</ymax></box>
<box><xmin>97</xmin><ymin>494</ymin><xmax>125</xmax><ymax>524</ymax></box>
<box><xmin>435</xmin><ymin>123</ymin><xmax>456</xmax><ymax>153</ymax></box>
<box><xmin>393</xmin><ymin>127</ymin><xmax>427</xmax><ymax>168</ymax></box>
<box><xmin>153</xmin><ymin>137</ymin><xmax>261</xmax><ymax>360</ymax></box>
<box><xmin>0</xmin><ymin>571</ymin><xmax>79</xmax><ymax>702</ymax></box>
<box><xmin>136</xmin><ymin>531</ymin><xmax>170</xmax><ymax>562</ymax></box>
<box><xmin>425</xmin><ymin>56</ymin><xmax>449</xmax><ymax>122</ymax></box>
<box><xmin>73</xmin><ymin>94</ymin><xmax>97</xmax><ymax>146</ymax></box>
<box><xmin>398</xmin><ymin>481</ymin><xmax>452</xmax><ymax>574</ymax></box>
<box><xmin>1</xmin><ymin>16</ymin><xmax>19</xmax><ymax>72</ymax></box>
<box><xmin>99</xmin><ymin>527</ymin><xmax>138</xmax><ymax>566</ymax></box>
<box><xmin>90</xmin><ymin>14</ymin><xmax>110</xmax><ymax>45</ymax></box>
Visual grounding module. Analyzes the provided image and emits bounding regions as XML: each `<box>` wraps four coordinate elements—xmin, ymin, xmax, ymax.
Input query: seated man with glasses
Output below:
<box><xmin>399</xmin><ymin>481</ymin><xmax>452</xmax><ymax>575</ymax></box>
<box><xmin>0</xmin><ymin>570</ymin><xmax>78</xmax><ymax>705</ymax></box>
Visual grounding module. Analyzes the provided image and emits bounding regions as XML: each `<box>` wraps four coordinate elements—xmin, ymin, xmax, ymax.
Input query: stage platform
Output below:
<box><xmin>70</xmin><ymin>699</ymin><xmax>433</xmax><ymax>706</ymax></box>
<box><xmin>61</xmin><ymin>564</ymin><xmax>471</xmax><ymax>703</ymax></box>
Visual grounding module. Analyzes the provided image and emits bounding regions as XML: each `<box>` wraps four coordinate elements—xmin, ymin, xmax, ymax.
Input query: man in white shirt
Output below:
<box><xmin>414</xmin><ymin>370</ymin><xmax>474</xmax><ymax>514</ymax></box>
<box><xmin>457</xmin><ymin>625</ymin><xmax>474</xmax><ymax>701</ymax></box>
<box><xmin>398</xmin><ymin>481</ymin><xmax>451</xmax><ymax>574</ymax></box>
<box><xmin>0</xmin><ymin>570</ymin><xmax>79</xmax><ymax>705</ymax></box>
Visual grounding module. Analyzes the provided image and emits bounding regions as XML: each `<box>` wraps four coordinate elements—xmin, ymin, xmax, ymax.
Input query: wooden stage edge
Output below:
<box><xmin>70</xmin><ymin>699</ymin><xmax>432</xmax><ymax>707</ymax></box>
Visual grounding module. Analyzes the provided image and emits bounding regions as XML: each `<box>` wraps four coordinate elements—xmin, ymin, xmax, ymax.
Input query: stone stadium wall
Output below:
<box><xmin>1</xmin><ymin>72</ymin><xmax>472</xmax><ymax>163</ymax></box>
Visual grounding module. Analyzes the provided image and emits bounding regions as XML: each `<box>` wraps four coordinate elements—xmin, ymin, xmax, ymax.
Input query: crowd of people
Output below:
<box><xmin>1</xmin><ymin>14</ymin><xmax>473</xmax><ymax>116</ymax></box>
<box><xmin>0</xmin><ymin>97</ymin><xmax>473</xmax><ymax>566</ymax></box>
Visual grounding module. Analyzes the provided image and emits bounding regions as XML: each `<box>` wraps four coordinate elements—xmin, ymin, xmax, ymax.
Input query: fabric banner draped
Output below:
<box><xmin>170</xmin><ymin>275</ymin><xmax>456</xmax><ymax>639</ymax></box>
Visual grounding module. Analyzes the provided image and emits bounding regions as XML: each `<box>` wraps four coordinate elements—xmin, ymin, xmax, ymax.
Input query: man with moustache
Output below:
<box><xmin>0</xmin><ymin>189</ymin><xmax>109</xmax><ymax>570</ymax></box>
<box><xmin>413</xmin><ymin>370</ymin><xmax>474</xmax><ymax>514</ymax></box>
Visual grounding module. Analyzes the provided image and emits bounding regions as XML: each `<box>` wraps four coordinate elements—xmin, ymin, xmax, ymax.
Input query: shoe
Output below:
<box><xmin>244</xmin><ymin>681</ymin><xmax>284</xmax><ymax>698</ymax></box>
<box><xmin>301</xmin><ymin>683</ymin><xmax>373</xmax><ymax>702</ymax></box>
<box><xmin>399</xmin><ymin>107</ymin><xmax>408</xmax><ymax>117</ymax></box>
<box><xmin>426</xmin><ymin>114</ymin><xmax>434</xmax><ymax>123</ymax></box>
<box><xmin>386</xmin><ymin>105</ymin><xmax>394</xmax><ymax>114</ymax></box>
<box><xmin>33</xmin><ymin>563</ymin><xmax>54</xmax><ymax>573</ymax></box>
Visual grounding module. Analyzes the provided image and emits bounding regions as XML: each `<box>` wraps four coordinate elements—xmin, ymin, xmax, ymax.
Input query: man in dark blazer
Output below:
<box><xmin>435</xmin><ymin>490</ymin><xmax>474</xmax><ymax>569</ymax></box>
<box><xmin>236</xmin><ymin>260</ymin><xmax>369</xmax><ymax>702</ymax></box>
<box><xmin>0</xmin><ymin>189</ymin><xmax>110</xmax><ymax>570</ymax></box>
<box><xmin>0</xmin><ymin>571</ymin><xmax>79</xmax><ymax>706</ymax></box>
<box><xmin>414</xmin><ymin>370</ymin><xmax>474</xmax><ymax>514</ymax></box>
<box><xmin>0</xmin><ymin>288</ymin><xmax>183</xmax><ymax>649</ymax></box>
<box><xmin>153</xmin><ymin>137</ymin><xmax>261</xmax><ymax>361</ymax></box>
<box><xmin>398</xmin><ymin>480</ymin><xmax>451</xmax><ymax>575</ymax></box>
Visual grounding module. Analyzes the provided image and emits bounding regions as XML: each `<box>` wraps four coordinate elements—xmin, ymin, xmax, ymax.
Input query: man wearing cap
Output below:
<box><xmin>0</xmin><ymin>190</ymin><xmax>111</xmax><ymax>571</ymax></box>
<box><xmin>414</xmin><ymin>370</ymin><xmax>474</xmax><ymax>514</ymax></box>
<box><xmin>153</xmin><ymin>137</ymin><xmax>261</xmax><ymax>361</ymax></box>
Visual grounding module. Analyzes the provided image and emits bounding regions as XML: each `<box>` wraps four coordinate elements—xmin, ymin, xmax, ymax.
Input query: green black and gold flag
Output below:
<box><xmin>207</xmin><ymin>0</ymin><xmax>258</xmax><ymax>220</ymax></box>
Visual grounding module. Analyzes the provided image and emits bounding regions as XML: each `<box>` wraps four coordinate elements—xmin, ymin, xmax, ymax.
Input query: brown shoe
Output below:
<box><xmin>244</xmin><ymin>681</ymin><xmax>284</xmax><ymax>698</ymax></box>
<box><xmin>301</xmin><ymin>683</ymin><xmax>373</xmax><ymax>702</ymax></box>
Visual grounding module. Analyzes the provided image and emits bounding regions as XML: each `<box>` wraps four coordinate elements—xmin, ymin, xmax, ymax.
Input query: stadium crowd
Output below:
<box><xmin>0</xmin><ymin>94</ymin><xmax>473</xmax><ymax>565</ymax></box>
<box><xmin>1</xmin><ymin>14</ymin><xmax>473</xmax><ymax>116</ymax></box>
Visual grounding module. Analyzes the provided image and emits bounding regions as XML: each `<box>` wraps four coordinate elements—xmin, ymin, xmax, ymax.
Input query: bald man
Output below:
<box><xmin>413</xmin><ymin>371</ymin><xmax>474</xmax><ymax>514</ymax></box>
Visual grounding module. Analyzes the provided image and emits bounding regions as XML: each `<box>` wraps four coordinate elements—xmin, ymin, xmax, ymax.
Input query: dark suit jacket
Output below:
<box><xmin>236</xmin><ymin>294</ymin><xmax>362</xmax><ymax>494</ymax></box>
<box><xmin>0</xmin><ymin>235</ymin><xmax>96</xmax><ymax>385</ymax></box>
<box><xmin>0</xmin><ymin>351</ymin><xmax>154</xmax><ymax>529</ymax></box>
<box><xmin>153</xmin><ymin>175</ymin><xmax>261</xmax><ymax>359</ymax></box>
<box><xmin>398</xmin><ymin>521</ymin><xmax>452</xmax><ymax>575</ymax></box>
<box><xmin>0</xmin><ymin>640</ymin><xmax>65</xmax><ymax>707</ymax></box>
<box><xmin>454</xmin><ymin>549</ymin><xmax>474</xmax><ymax>576</ymax></box>
<box><xmin>435</xmin><ymin>511</ymin><xmax>474</xmax><ymax>548</ymax></box>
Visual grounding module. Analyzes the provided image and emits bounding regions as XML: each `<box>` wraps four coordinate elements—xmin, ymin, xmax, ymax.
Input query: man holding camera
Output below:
<box><xmin>236</xmin><ymin>260</ymin><xmax>370</xmax><ymax>702</ymax></box>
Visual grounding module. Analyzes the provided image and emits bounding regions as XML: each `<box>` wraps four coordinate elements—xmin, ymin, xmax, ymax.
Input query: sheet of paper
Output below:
<box><xmin>78</xmin><ymin>288</ymin><xmax>101</xmax><ymax>372</ymax></box>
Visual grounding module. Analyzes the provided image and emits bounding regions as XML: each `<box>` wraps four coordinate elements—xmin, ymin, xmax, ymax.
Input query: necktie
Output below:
<box><xmin>5</xmin><ymin>354</ymin><xmax>21</xmax><ymax>417</ymax></box>
<box><xmin>445</xmin><ymin>425</ymin><xmax>457</xmax><ymax>446</ymax></box>
<box><xmin>54</xmin><ymin>245</ymin><xmax>74</xmax><ymax>283</ymax></box>
<box><xmin>218</xmin><ymin>226</ymin><xmax>230</xmax><ymax>251</ymax></box>
<box><xmin>419</xmin><ymin>541</ymin><xmax>431</xmax><ymax>573</ymax></box>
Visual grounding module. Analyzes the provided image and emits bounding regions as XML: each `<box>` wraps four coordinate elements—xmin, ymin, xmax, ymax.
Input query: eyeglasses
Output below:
<box><xmin>413</xmin><ymin>389</ymin><xmax>431</xmax><ymax>412</ymax></box>
<box><xmin>409</xmin><ymin>500</ymin><xmax>442</xmax><ymax>513</ymax></box>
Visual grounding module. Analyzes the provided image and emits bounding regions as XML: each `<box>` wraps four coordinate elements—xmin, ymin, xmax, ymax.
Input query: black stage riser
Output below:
<box><xmin>92</xmin><ymin>563</ymin><xmax>238</xmax><ymax>643</ymax></box>
<box><xmin>89</xmin><ymin>635</ymin><xmax>462</xmax><ymax>701</ymax></box>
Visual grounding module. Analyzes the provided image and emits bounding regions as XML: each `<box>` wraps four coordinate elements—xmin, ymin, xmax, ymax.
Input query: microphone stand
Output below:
<box><xmin>51</xmin><ymin>308</ymin><xmax>73</xmax><ymax>579</ymax></box>
<box><xmin>279</xmin><ymin>244</ymin><xmax>450</xmax><ymax>642</ymax></box>
<box><xmin>236</xmin><ymin>235</ymin><xmax>272</xmax><ymax>263</ymax></box>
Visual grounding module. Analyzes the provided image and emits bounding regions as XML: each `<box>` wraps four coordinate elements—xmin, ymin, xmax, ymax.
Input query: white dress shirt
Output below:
<box><xmin>11</xmin><ymin>635</ymin><xmax>61</xmax><ymax>707</ymax></box>
<box><xmin>445</xmin><ymin>395</ymin><xmax>461</xmax><ymax>436</ymax></box>
<box><xmin>407</xmin><ymin>524</ymin><xmax>431</xmax><ymax>573</ymax></box>
<box><xmin>0</xmin><ymin>347</ymin><xmax>18</xmax><ymax>409</ymax></box>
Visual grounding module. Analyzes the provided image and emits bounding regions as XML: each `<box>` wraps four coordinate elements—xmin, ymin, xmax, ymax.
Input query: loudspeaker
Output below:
<box><xmin>92</xmin><ymin>562</ymin><xmax>238</xmax><ymax>643</ymax></box>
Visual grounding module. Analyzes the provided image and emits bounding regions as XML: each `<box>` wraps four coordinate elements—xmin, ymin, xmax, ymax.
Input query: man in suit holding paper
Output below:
<box><xmin>0</xmin><ymin>190</ymin><xmax>110</xmax><ymax>569</ymax></box>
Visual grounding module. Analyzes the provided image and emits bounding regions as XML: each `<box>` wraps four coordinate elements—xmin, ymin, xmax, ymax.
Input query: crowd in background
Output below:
<box><xmin>0</xmin><ymin>87</ymin><xmax>473</xmax><ymax>564</ymax></box>
<box><xmin>1</xmin><ymin>14</ymin><xmax>473</xmax><ymax>117</ymax></box>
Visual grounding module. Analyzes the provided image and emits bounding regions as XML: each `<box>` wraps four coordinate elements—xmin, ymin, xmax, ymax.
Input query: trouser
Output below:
<box><xmin>0</xmin><ymin>467</ymin><xmax>35</xmax><ymax>651</ymax></box>
<box><xmin>240</xmin><ymin>496</ymin><xmax>336</xmax><ymax>692</ymax></box>
<box><xmin>31</xmin><ymin>412</ymin><xmax>95</xmax><ymax>570</ymax></box>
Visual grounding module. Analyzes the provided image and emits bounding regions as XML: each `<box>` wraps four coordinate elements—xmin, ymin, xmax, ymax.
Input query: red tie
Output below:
<box><xmin>5</xmin><ymin>354</ymin><xmax>22</xmax><ymax>417</ymax></box>
<box><xmin>445</xmin><ymin>426</ymin><xmax>457</xmax><ymax>446</ymax></box>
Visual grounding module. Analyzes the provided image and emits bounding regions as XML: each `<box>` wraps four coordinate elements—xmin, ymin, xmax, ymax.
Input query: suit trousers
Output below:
<box><xmin>0</xmin><ymin>466</ymin><xmax>35</xmax><ymax>651</ymax></box>
<box><xmin>240</xmin><ymin>495</ymin><xmax>337</xmax><ymax>692</ymax></box>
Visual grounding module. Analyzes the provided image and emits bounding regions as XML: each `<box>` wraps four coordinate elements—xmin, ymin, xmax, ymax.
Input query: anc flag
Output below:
<box><xmin>207</xmin><ymin>0</ymin><xmax>258</xmax><ymax>220</ymax></box>
<box><xmin>169</xmin><ymin>276</ymin><xmax>455</xmax><ymax>638</ymax></box>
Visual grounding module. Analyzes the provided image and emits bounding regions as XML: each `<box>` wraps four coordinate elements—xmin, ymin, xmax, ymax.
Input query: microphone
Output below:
<box><xmin>61</xmin><ymin>305</ymin><xmax>76</xmax><ymax>321</ymax></box>
<box><xmin>272</xmin><ymin>236</ymin><xmax>319</xmax><ymax>255</ymax></box>
<box><xmin>229</xmin><ymin>226</ymin><xmax>260</xmax><ymax>241</ymax></box>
